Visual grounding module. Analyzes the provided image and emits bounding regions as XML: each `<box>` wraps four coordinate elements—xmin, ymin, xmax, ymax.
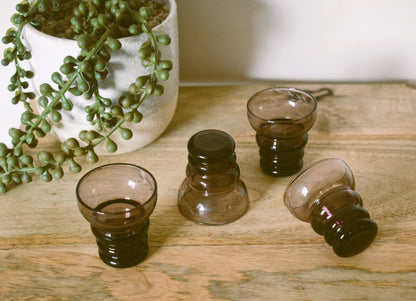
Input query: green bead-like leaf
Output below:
<box><xmin>138</xmin><ymin>48</ymin><xmax>150</xmax><ymax>60</ymax></box>
<box><xmin>78</xmin><ymin>3</ymin><xmax>87</xmax><ymax>15</ymax></box>
<box><xmin>77</xmin><ymin>79</ymin><xmax>89</xmax><ymax>93</ymax></box>
<box><xmin>13</xmin><ymin>145</ymin><xmax>22</xmax><ymax>157</ymax></box>
<box><xmin>153</xmin><ymin>84</ymin><xmax>164</xmax><ymax>96</ymax></box>
<box><xmin>120</xmin><ymin>94</ymin><xmax>133</xmax><ymax>108</ymax></box>
<box><xmin>35</xmin><ymin>128</ymin><xmax>46</xmax><ymax>138</ymax></box>
<box><xmin>25</xmin><ymin>132</ymin><xmax>35</xmax><ymax>145</ymax></box>
<box><xmin>107</xmin><ymin>37</ymin><xmax>121</xmax><ymax>50</ymax></box>
<box><xmin>87</xmin><ymin>150</ymin><xmax>99</xmax><ymax>164</ymax></box>
<box><xmin>40</xmin><ymin>83</ymin><xmax>54</xmax><ymax>96</ymax></box>
<box><xmin>74</xmin><ymin>147</ymin><xmax>86</xmax><ymax>157</ymax></box>
<box><xmin>98</xmin><ymin>14</ymin><xmax>110</xmax><ymax>27</ymax></box>
<box><xmin>8</xmin><ymin>84</ymin><xmax>17</xmax><ymax>92</ymax></box>
<box><xmin>20</xmin><ymin>111</ymin><xmax>33</xmax><ymax>123</ymax></box>
<box><xmin>60</xmin><ymin>63</ymin><xmax>75</xmax><ymax>75</ymax></box>
<box><xmin>69</xmin><ymin>160</ymin><xmax>82</xmax><ymax>174</ymax></box>
<box><xmin>157</xmin><ymin>34</ymin><xmax>171</xmax><ymax>45</ymax></box>
<box><xmin>41</xmin><ymin>170</ymin><xmax>53</xmax><ymax>182</ymax></box>
<box><xmin>133</xmin><ymin>111</ymin><xmax>143</xmax><ymax>123</ymax></box>
<box><xmin>12</xmin><ymin>174</ymin><xmax>21</xmax><ymax>184</ymax></box>
<box><xmin>135</xmin><ymin>75</ymin><xmax>149</xmax><ymax>88</ymax></box>
<box><xmin>119</xmin><ymin>127</ymin><xmax>133</xmax><ymax>140</ymax></box>
<box><xmin>94</xmin><ymin>58</ymin><xmax>106</xmax><ymax>72</ymax></box>
<box><xmin>86</xmin><ymin>131</ymin><xmax>101</xmax><ymax>141</ymax></box>
<box><xmin>50</xmin><ymin>110</ymin><xmax>62</xmax><ymax>123</ymax></box>
<box><xmin>129</xmin><ymin>83</ymin><xmax>139</xmax><ymax>95</ymax></box>
<box><xmin>38</xmin><ymin>151</ymin><xmax>54</xmax><ymax>164</ymax></box>
<box><xmin>38</xmin><ymin>96</ymin><xmax>48</xmax><ymax>108</ymax></box>
<box><xmin>35</xmin><ymin>167</ymin><xmax>44</xmax><ymax>175</ymax></box>
<box><xmin>9</xmin><ymin>128</ymin><xmax>24</xmax><ymax>139</ymax></box>
<box><xmin>37</xmin><ymin>2</ymin><xmax>47</xmax><ymax>13</ymax></box>
<box><xmin>77</xmin><ymin>34</ymin><xmax>91</xmax><ymax>49</ymax></box>
<box><xmin>106</xmin><ymin>139</ymin><xmax>117</xmax><ymax>153</ymax></box>
<box><xmin>55</xmin><ymin>153</ymin><xmax>66</xmax><ymax>163</ymax></box>
<box><xmin>156</xmin><ymin>70</ymin><xmax>169</xmax><ymax>81</ymax></box>
<box><xmin>128</xmin><ymin>24</ymin><xmax>140</xmax><ymax>35</ymax></box>
<box><xmin>53</xmin><ymin>166</ymin><xmax>64</xmax><ymax>179</ymax></box>
<box><xmin>2</xmin><ymin>174</ymin><xmax>11</xmax><ymax>184</ymax></box>
<box><xmin>0</xmin><ymin>183</ymin><xmax>6</xmax><ymax>194</ymax></box>
<box><xmin>41</xmin><ymin>120</ymin><xmax>51</xmax><ymax>133</ymax></box>
<box><xmin>69</xmin><ymin>87</ymin><xmax>83</xmax><ymax>96</ymax></box>
<box><xmin>124</xmin><ymin>112</ymin><xmax>134</xmax><ymax>122</ymax></box>
<box><xmin>139</xmin><ymin>7</ymin><xmax>153</xmax><ymax>19</ymax></box>
<box><xmin>51</xmin><ymin>72</ymin><xmax>64</xmax><ymax>85</ymax></box>
<box><xmin>1</xmin><ymin>59</ymin><xmax>10</xmax><ymax>66</ymax></box>
<box><xmin>145</xmin><ymin>84</ymin><xmax>154</xmax><ymax>95</ymax></box>
<box><xmin>90</xmin><ymin>17</ymin><xmax>100</xmax><ymax>29</ymax></box>
<box><xmin>21</xmin><ymin>172</ymin><xmax>32</xmax><ymax>183</ymax></box>
<box><xmin>111</xmin><ymin>106</ymin><xmax>124</xmax><ymax>117</ymax></box>
<box><xmin>0</xmin><ymin>143</ymin><xmax>9</xmax><ymax>157</ymax></box>
<box><xmin>78</xmin><ymin>61</ymin><xmax>91</xmax><ymax>73</ymax></box>
<box><xmin>62</xmin><ymin>98</ymin><xmax>73</xmax><ymax>111</ymax></box>
<box><xmin>0</xmin><ymin>157</ymin><xmax>7</xmax><ymax>171</ymax></box>
<box><xmin>159</xmin><ymin>60</ymin><xmax>173</xmax><ymax>71</ymax></box>
<box><xmin>7</xmin><ymin>157</ymin><xmax>18</xmax><ymax>169</ymax></box>
<box><xmin>51</xmin><ymin>0</ymin><xmax>61</xmax><ymax>11</ymax></box>
<box><xmin>19</xmin><ymin>155</ymin><xmax>33</xmax><ymax>167</ymax></box>
<box><xmin>2</xmin><ymin>36</ymin><xmax>14</xmax><ymax>44</ymax></box>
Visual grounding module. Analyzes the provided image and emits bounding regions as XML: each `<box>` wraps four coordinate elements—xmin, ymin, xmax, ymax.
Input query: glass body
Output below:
<box><xmin>247</xmin><ymin>87</ymin><xmax>317</xmax><ymax>176</ymax></box>
<box><xmin>284</xmin><ymin>158</ymin><xmax>377</xmax><ymax>257</ymax></box>
<box><xmin>178</xmin><ymin>129</ymin><xmax>249</xmax><ymax>225</ymax></box>
<box><xmin>76</xmin><ymin>163</ymin><xmax>157</xmax><ymax>268</ymax></box>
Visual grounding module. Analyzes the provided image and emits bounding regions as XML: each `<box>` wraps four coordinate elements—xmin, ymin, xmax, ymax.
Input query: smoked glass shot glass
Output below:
<box><xmin>247</xmin><ymin>87</ymin><xmax>318</xmax><ymax>176</ymax></box>
<box><xmin>284</xmin><ymin>158</ymin><xmax>378</xmax><ymax>257</ymax></box>
<box><xmin>76</xmin><ymin>163</ymin><xmax>157</xmax><ymax>268</ymax></box>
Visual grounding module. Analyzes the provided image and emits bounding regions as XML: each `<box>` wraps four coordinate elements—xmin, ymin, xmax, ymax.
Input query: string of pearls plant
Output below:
<box><xmin>0</xmin><ymin>0</ymin><xmax>173</xmax><ymax>193</ymax></box>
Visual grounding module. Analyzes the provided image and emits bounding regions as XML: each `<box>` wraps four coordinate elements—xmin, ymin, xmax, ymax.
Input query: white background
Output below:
<box><xmin>176</xmin><ymin>0</ymin><xmax>416</xmax><ymax>82</ymax></box>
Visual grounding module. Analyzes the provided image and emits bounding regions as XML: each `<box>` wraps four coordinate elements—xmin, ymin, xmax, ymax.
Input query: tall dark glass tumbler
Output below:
<box><xmin>76</xmin><ymin>163</ymin><xmax>157</xmax><ymax>268</ymax></box>
<box><xmin>247</xmin><ymin>87</ymin><xmax>317</xmax><ymax>176</ymax></box>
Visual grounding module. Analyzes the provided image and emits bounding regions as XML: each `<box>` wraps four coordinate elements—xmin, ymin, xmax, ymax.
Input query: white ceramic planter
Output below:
<box><xmin>22</xmin><ymin>0</ymin><xmax>178</xmax><ymax>154</ymax></box>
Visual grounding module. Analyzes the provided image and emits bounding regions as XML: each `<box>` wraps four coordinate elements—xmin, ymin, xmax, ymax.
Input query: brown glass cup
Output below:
<box><xmin>76</xmin><ymin>163</ymin><xmax>157</xmax><ymax>268</ymax></box>
<box><xmin>247</xmin><ymin>87</ymin><xmax>317</xmax><ymax>176</ymax></box>
<box><xmin>284</xmin><ymin>158</ymin><xmax>377</xmax><ymax>257</ymax></box>
<box><xmin>178</xmin><ymin>129</ymin><xmax>249</xmax><ymax>225</ymax></box>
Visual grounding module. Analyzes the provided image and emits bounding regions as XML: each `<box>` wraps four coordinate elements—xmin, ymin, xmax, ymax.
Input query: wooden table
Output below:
<box><xmin>1</xmin><ymin>83</ymin><xmax>415</xmax><ymax>300</ymax></box>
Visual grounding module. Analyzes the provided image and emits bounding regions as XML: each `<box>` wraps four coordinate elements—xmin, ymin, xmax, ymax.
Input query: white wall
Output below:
<box><xmin>177</xmin><ymin>0</ymin><xmax>416</xmax><ymax>82</ymax></box>
<box><xmin>0</xmin><ymin>0</ymin><xmax>415</xmax><ymax>141</ymax></box>
<box><xmin>1</xmin><ymin>0</ymin><xmax>415</xmax><ymax>84</ymax></box>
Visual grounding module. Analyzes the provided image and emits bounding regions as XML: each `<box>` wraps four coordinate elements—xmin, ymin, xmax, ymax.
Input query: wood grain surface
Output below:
<box><xmin>1</xmin><ymin>83</ymin><xmax>415</xmax><ymax>300</ymax></box>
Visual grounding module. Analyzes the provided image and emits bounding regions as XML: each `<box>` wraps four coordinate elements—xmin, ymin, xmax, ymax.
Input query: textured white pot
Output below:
<box><xmin>22</xmin><ymin>0</ymin><xmax>178</xmax><ymax>154</ymax></box>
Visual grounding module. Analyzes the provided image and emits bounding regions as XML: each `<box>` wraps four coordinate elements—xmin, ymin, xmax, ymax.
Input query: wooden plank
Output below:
<box><xmin>1</xmin><ymin>83</ymin><xmax>415</xmax><ymax>300</ymax></box>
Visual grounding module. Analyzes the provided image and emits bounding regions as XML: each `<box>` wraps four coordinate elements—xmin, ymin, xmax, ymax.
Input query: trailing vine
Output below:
<box><xmin>0</xmin><ymin>0</ymin><xmax>173</xmax><ymax>193</ymax></box>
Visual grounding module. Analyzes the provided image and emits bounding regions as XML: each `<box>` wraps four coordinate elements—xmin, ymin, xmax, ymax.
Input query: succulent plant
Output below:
<box><xmin>0</xmin><ymin>0</ymin><xmax>173</xmax><ymax>193</ymax></box>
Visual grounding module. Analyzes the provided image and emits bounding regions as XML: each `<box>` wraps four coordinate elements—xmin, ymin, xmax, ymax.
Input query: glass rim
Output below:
<box><xmin>76</xmin><ymin>163</ymin><xmax>157</xmax><ymax>214</ymax></box>
<box><xmin>284</xmin><ymin>158</ymin><xmax>352</xmax><ymax>208</ymax></box>
<box><xmin>247</xmin><ymin>87</ymin><xmax>318</xmax><ymax>123</ymax></box>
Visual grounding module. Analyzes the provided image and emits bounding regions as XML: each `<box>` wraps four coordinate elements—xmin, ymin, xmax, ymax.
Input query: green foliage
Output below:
<box><xmin>0</xmin><ymin>0</ymin><xmax>172</xmax><ymax>193</ymax></box>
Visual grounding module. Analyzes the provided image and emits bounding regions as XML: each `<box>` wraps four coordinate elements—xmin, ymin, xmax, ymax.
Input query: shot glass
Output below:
<box><xmin>247</xmin><ymin>87</ymin><xmax>318</xmax><ymax>176</ymax></box>
<box><xmin>76</xmin><ymin>163</ymin><xmax>157</xmax><ymax>268</ymax></box>
<box><xmin>284</xmin><ymin>158</ymin><xmax>377</xmax><ymax>257</ymax></box>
